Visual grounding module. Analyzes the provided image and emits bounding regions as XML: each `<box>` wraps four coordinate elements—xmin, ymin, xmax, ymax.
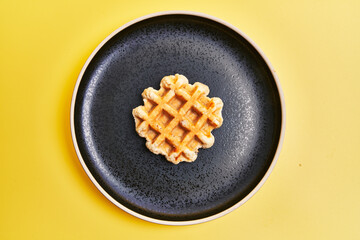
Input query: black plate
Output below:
<box><xmin>71</xmin><ymin>12</ymin><xmax>284</xmax><ymax>224</ymax></box>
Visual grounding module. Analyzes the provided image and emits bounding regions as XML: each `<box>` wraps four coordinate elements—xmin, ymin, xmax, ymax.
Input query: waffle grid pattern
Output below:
<box><xmin>133</xmin><ymin>74</ymin><xmax>223</xmax><ymax>164</ymax></box>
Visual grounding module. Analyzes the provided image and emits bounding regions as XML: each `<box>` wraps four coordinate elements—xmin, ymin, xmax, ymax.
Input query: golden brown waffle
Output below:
<box><xmin>132</xmin><ymin>74</ymin><xmax>223</xmax><ymax>164</ymax></box>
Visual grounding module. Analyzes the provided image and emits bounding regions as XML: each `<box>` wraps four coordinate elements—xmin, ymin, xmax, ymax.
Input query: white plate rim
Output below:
<box><xmin>70</xmin><ymin>10</ymin><xmax>286</xmax><ymax>226</ymax></box>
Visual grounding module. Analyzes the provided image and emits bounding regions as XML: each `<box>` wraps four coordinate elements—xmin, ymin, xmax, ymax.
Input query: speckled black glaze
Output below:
<box><xmin>73</xmin><ymin>14</ymin><xmax>282</xmax><ymax>222</ymax></box>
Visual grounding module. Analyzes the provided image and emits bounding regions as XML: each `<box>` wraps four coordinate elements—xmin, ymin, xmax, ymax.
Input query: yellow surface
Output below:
<box><xmin>1</xmin><ymin>0</ymin><xmax>359</xmax><ymax>239</ymax></box>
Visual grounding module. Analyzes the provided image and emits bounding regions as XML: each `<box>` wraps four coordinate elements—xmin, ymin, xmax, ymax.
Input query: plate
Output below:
<box><xmin>71</xmin><ymin>11</ymin><xmax>285</xmax><ymax>225</ymax></box>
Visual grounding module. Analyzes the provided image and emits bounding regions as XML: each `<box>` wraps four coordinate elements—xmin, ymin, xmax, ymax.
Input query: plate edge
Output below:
<box><xmin>69</xmin><ymin>10</ymin><xmax>286</xmax><ymax>226</ymax></box>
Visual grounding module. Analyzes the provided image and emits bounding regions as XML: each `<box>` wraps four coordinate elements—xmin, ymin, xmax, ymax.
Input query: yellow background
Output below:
<box><xmin>1</xmin><ymin>0</ymin><xmax>359</xmax><ymax>239</ymax></box>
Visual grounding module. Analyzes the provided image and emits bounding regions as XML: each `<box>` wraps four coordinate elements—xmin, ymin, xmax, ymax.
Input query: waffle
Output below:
<box><xmin>132</xmin><ymin>74</ymin><xmax>223</xmax><ymax>164</ymax></box>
